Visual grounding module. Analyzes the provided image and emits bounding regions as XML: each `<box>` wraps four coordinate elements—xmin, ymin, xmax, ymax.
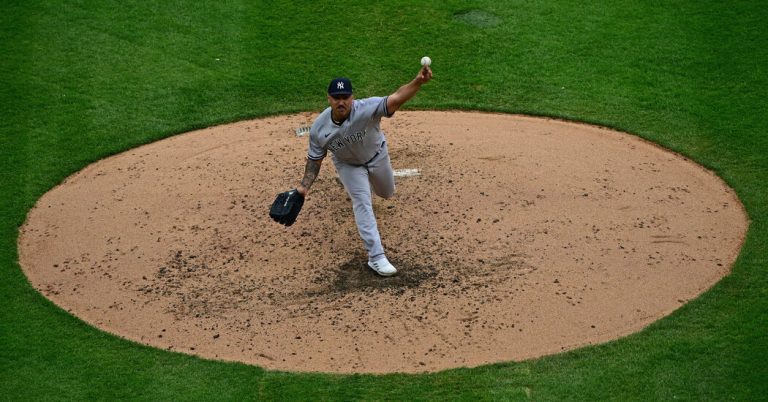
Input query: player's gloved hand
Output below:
<box><xmin>269</xmin><ymin>189</ymin><xmax>305</xmax><ymax>227</ymax></box>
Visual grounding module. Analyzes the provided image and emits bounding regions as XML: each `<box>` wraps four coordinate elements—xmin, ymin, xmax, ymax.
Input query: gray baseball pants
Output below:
<box><xmin>332</xmin><ymin>141</ymin><xmax>394</xmax><ymax>263</ymax></box>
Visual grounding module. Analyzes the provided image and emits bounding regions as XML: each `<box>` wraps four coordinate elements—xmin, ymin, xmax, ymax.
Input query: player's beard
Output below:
<box><xmin>333</xmin><ymin>105</ymin><xmax>350</xmax><ymax>122</ymax></box>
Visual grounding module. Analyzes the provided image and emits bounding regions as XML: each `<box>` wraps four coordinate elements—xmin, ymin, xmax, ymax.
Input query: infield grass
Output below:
<box><xmin>1</xmin><ymin>0</ymin><xmax>766</xmax><ymax>400</ymax></box>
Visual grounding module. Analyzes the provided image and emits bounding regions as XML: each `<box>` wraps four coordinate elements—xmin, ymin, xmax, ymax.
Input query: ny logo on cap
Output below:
<box><xmin>337</xmin><ymin>82</ymin><xmax>345</xmax><ymax>89</ymax></box>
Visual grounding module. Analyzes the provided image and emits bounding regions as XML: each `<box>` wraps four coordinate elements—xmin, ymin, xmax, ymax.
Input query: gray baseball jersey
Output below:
<box><xmin>307</xmin><ymin>97</ymin><xmax>393</xmax><ymax>165</ymax></box>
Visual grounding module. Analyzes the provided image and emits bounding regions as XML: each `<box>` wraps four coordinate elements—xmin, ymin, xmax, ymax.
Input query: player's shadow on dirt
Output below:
<box><xmin>313</xmin><ymin>254</ymin><xmax>439</xmax><ymax>296</ymax></box>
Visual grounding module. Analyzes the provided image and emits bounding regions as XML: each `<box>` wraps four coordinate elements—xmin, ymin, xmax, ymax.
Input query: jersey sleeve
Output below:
<box><xmin>307</xmin><ymin>123</ymin><xmax>326</xmax><ymax>161</ymax></box>
<box><xmin>368</xmin><ymin>96</ymin><xmax>394</xmax><ymax>119</ymax></box>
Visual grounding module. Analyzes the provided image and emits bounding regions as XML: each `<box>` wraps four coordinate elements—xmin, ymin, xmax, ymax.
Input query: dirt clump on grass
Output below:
<box><xmin>18</xmin><ymin>111</ymin><xmax>748</xmax><ymax>373</ymax></box>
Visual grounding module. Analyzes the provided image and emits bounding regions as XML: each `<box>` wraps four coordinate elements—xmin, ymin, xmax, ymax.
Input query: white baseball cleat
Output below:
<box><xmin>368</xmin><ymin>257</ymin><xmax>397</xmax><ymax>276</ymax></box>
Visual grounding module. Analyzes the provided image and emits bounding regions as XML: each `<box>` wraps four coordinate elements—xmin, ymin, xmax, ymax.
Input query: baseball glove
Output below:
<box><xmin>269</xmin><ymin>189</ymin><xmax>304</xmax><ymax>227</ymax></box>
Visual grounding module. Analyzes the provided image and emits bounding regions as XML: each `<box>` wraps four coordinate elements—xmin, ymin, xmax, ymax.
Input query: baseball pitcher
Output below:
<box><xmin>270</xmin><ymin>64</ymin><xmax>433</xmax><ymax>276</ymax></box>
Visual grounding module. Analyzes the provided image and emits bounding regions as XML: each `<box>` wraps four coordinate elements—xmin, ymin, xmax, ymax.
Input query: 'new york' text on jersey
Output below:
<box><xmin>307</xmin><ymin>97</ymin><xmax>393</xmax><ymax>165</ymax></box>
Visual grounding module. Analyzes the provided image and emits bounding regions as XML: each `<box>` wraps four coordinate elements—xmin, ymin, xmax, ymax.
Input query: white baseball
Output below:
<box><xmin>420</xmin><ymin>56</ymin><xmax>432</xmax><ymax>67</ymax></box>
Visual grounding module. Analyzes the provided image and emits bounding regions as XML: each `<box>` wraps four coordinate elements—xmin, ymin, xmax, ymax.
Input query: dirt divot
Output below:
<box><xmin>18</xmin><ymin>111</ymin><xmax>748</xmax><ymax>373</ymax></box>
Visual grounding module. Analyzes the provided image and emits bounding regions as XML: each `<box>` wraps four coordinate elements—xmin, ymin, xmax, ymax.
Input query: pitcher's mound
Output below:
<box><xmin>18</xmin><ymin>112</ymin><xmax>747</xmax><ymax>373</ymax></box>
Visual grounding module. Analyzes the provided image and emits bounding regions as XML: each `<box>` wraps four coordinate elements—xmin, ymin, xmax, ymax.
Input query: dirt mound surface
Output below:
<box><xmin>18</xmin><ymin>112</ymin><xmax>748</xmax><ymax>373</ymax></box>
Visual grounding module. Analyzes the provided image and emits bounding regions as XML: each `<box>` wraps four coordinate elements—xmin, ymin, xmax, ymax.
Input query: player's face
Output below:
<box><xmin>328</xmin><ymin>94</ymin><xmax>354</xmax><ymax>121</ymax></box>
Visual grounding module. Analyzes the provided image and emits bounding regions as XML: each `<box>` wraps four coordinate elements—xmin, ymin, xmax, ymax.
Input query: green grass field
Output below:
<box><xmin>2</xmin><ymin>0</ymin><xmax>766</xmax><ymax>400</ymax></box>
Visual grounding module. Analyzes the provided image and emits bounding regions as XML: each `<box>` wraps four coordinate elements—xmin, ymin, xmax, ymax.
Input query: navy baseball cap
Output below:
<box><xmin>328</xmin><ymin>77</ymin><xmax>353</xmax><ymax>95</ymax></box>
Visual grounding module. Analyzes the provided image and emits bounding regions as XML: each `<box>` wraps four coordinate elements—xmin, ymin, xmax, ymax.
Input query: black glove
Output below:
<box><xmin>269</xmin><ymin>189</ymin><xmax>305</xmax><ymax>227</ymax></box>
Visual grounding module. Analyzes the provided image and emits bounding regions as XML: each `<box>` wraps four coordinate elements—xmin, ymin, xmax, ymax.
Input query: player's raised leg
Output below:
<box><xmin>367</xmin><ymin>142</ymin><xmax>395</xmax><ymax>199</ymax></box>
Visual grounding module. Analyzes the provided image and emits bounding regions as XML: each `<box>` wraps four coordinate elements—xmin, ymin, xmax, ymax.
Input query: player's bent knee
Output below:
<box><xmin>377</xmin><ymin>188</ymin><xmax>395</xmax><ymax>199</ymax></box>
